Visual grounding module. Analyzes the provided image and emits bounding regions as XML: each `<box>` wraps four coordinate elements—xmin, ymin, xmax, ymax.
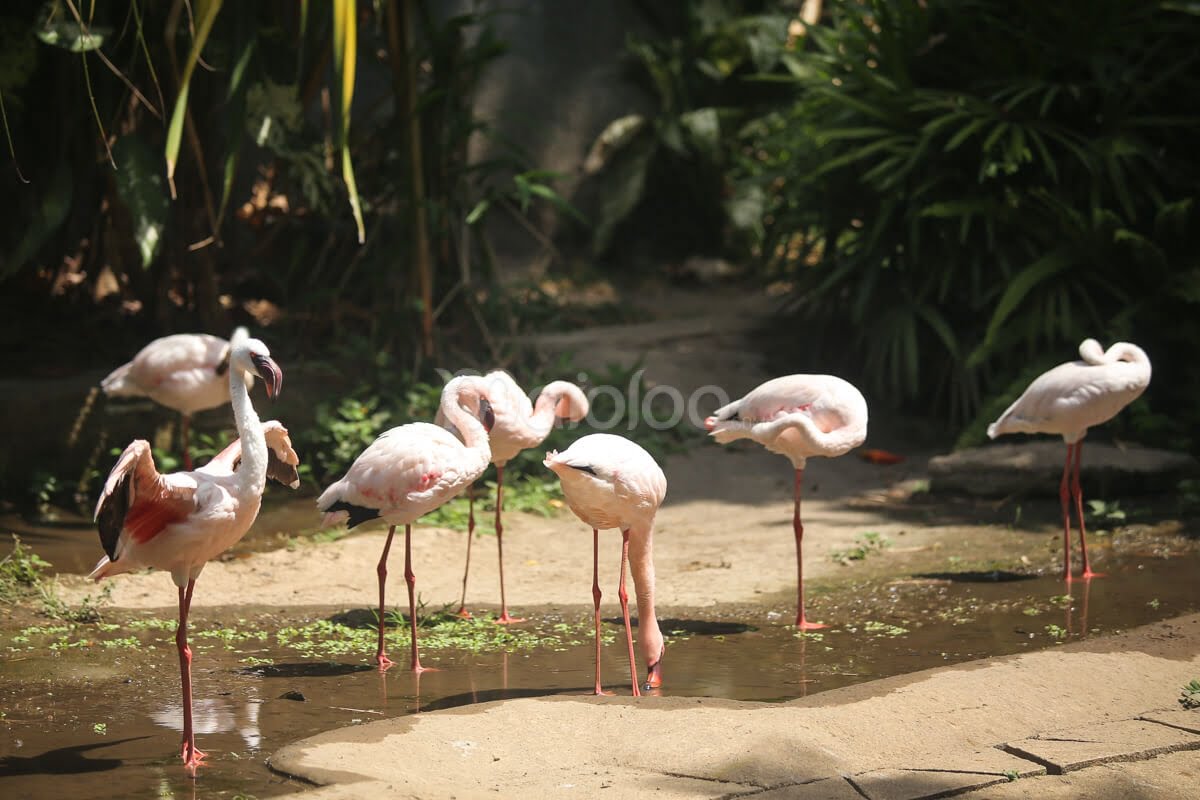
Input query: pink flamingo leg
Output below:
<box><xmin>793</xmin><ymin>468</ymin><xmax>827</xmax><ymax>630</ymax></box>
<box><xmin>1071</xmin><ymin>442</ymin><xmax>1104</xmax><ymax>579</ymax></box>
<box><xmin>404</xmin><ymin>525</ymin><xmax>431</xmax><ymax>673</ymax></box>
<box><xmin>618</xmin><ymin>529</ymin><xmax>642</xmax><ymax>697</ymax></box>
<box><xmin>375</xmin><ymin>525</ymin><xmax>397</xmax><ymax>670</ymax></box>
<box><xmin>456</xmin><ymin>485</ymin><xmax>475</xmax><ymax>618</ymax></box>
<box><xmin>494</xmin><ymin>465</ymin><xmax>524</xmax><ymax>624</ymax></box>
<box><xmin>176</xmin><ymin>579</ymin><xmax>206</xmax><ymax>769</ymax></box>
<box><xmin>591</xmin><ymin>528</ymin><xmax>611</xmax><ymax>696</ymax></box>
<box><xmin>181</xmin><ymin>414</ymin><xmax>193</xmax><ymax>471</ymax></box>
<box><xmin>1059</xmin><ymin>444</ymin><xmax>1075</xmax><ymax>581</ymax></box>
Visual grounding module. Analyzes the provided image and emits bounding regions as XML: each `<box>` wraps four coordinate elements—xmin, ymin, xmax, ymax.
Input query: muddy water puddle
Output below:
<box><xmin>3</xmin><ymin>548</ymin><xmax>1199</xmax><ymax>799</ymax></box>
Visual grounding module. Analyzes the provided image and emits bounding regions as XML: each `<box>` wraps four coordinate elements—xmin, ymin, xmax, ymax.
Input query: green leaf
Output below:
<box><xmin>332</xmin><ymin>0</ymin><xmax>364</xmax><ymax>243</ymax></box>
<box><xmin>679</xmin><ymin>108</ymin><xmax>721</xmax><ymax>162</ymax></box>
<box><xmin>36</xmin><ymin>12</ymin><xmax>109</xmax><ymax>53</ymax></box>
<box><xmin>967</xmin><ymin>247</ymin><xmax>1076</xmax><ymax>367</ymax></box>
<box><xmin>165</xmin><ymin>0</ymin><xmax>223</xmax><ymax>195</ymax></box>
<box><xmin>4</xmin><ymin>163</ymin><xmax>73</xmax><ymax>277</ymax></box>
<box><xmin>112</xmin><ymin>136</ymin><xmax>169</xmax><ymax>269</ymax></box>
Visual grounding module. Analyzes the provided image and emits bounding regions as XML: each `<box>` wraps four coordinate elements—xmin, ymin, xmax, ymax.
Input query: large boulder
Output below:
<box><xmin>928</xmin><ymin>441</ymin><xmax>1197</xmax><ymax>497</ymax></box>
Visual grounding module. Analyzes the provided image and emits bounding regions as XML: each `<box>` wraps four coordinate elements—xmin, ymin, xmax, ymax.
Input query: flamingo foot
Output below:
<box><xmin>376</xmin><ymin>653</ymin><xmax>395</xmax><ymax>671</ymax></box>
<box><xmin>591</xmin><ymin>688</ymin><xmax>615</xmax><ymax>697</ymax></box>
<box><xmin>494</xmin><ymin>613</ymin><xmax>525</xmax><ymax>625</ymax></box>
<box><xmin>796</xmin><ymin>618</ymin><xmax>828</xmax><ymax>631</ymax></box>
<box><xmin>180</xmin><ymin>741</ymin><xmax>207</xmax><ymax>770</ymax></box>
<box><xmin>1081</xmin><ymin>570</ymin><xmax>1106</xmax><ymax>580</ymax></box>
<box><xmin>411</xmin><ymin>663</ymin><xmax>439</xmax><ymax>674</ymax></box>
<box><xmin>455</xmin><ymin>607</ymin><xmax>473</xmax><ymax>619</ymax></box>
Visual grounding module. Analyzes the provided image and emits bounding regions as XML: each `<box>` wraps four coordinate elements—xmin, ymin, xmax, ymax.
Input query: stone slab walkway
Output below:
<box><xmin>267</xmin><ymin>615</ymin><xmax>1200</xmax><ymax>800</ymax></box>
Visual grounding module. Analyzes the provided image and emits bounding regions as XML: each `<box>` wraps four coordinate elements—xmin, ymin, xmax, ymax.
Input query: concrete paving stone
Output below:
<box><xmin>847</xmin><ymin>750</ymin><xmax>1045</xmax><ymax>800</ymax></box>
<box><xmin>1002</xmin><ymin>718</ymin><xmax>1200</xmax><ymax>775</ymax></box>
<box><xmin>739</xmin><ymin>776</ymin><xmax>865</xmax><ymax>799</ymax></box>
<box><xmin>1138</xmin><ymin>708</ymin><xmax>1200</xmax><ymax>735</ymax></box>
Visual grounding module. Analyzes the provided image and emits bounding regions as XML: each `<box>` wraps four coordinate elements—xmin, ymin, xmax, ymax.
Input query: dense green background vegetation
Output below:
<box><xmin>1</xmin><ymin>0</ymin><xmax>1197</xmax><ymax>510</ymax></box>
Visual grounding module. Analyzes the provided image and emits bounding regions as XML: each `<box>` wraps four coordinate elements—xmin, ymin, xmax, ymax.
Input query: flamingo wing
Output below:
<box><xmin>94</xmin><ymin>440</ymin><xmax>197</xmax><ymax>561</ymax></box>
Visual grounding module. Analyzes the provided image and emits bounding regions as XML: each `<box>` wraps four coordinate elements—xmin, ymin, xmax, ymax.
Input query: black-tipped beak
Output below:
<box><xmin>479</xmin><ymin>397</ymin><xmax>495</xmax><ymax>433</ymax></box>
<box><xmin>251</xmin><ymin>354</ymin><xmax>283</xmax><ymax>399</ymax></box>
<box><xmin>643</xmin><ymin>651</ymin><xmax>663</xmax><ymax>692</ymax></box>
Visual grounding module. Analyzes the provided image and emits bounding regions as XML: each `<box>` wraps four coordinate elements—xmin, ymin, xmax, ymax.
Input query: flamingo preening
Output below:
<box><xmin>317</xmin><ymin>376</ymin><xmax>495</xmax><ymax>672</ymax></box>
<box><xmin>987</xmin><ymin>338</ymin><xmax>1151</xmax><ymax>580</ymax></box>
<box><xmin>102</xmin><ymin>329</ymin><xmax>251</xmax><ymax>470</ymax></box>
<box><xmin>443</xmin><ymin>371</ymin><xmax>588</xmax><ymax>623</ymax></box>
<box><xmin>705</xmin><ymin>375</ymin><xmax>868</xmax><ymax>630</ymax></box>
<box><xmin>544</xmin><ymin>433</ymin><xmax>666</xmax><ymax>696</ymax></box>
<box><xmin>91</xmin><ymin>334</ymin><xmax>295</xmax><ymax>771</ymax></box>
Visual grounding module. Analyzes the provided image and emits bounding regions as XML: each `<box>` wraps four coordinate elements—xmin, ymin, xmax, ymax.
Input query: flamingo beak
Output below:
<box><xmin>251</xmin><ymin>354</ymin><xmax>283</xmax><ymax>399</ymax></box>
<box><xmin>642</xmin><ymin>649</ymin><xmax>664</xmax><ymax>692</ymax></box>
<box><xmin>479</xmin><ymin>397</ymin><xmax>495</xmax><ymax>432</ymax></box>
<box><xmin>704</xmin><ymin>416</ymin><xmax>717</xmax><ymax>432</ymax></box>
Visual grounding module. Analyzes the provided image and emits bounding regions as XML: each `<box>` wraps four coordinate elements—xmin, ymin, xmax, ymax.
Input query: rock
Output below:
<box><xmin>279</xmin><ymin>689</ymin><xmax>306</xmax><ymax>702</ymax></box>
<box><xmin>928</xmin><ymin>441</ymin><xmax>1197</xmax><ymax>497</ymax></box>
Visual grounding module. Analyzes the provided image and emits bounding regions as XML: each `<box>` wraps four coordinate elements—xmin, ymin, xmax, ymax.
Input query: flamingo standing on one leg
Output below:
<box><xmin>90</xmin><ymin>336</ymin><xmax>297</xmax><ymax>771</ymax></box>
<box><xmin>705</xmin><ymin>375</ymin><xmax>868</xmax><ymax>630</ymax></box>
<box><xmin>544</xmin><ymin>433</ymin><xmax>666</xmax><ymax>697</ymax></box>
<box><xmin>317</xmin><ymin>376</ymin><xmax>495</xmax><ymax>672</ymax></box>
<box><xmin>987</xmin><ymin>338</ymin><xmax>1151</xmax><ymax>581</ymax></box>
<box><xmin>102</xmin><ymin>328</ymin><xmax>252</xmax><ymax>470</ymax></box>
<box><xmin>443</xmin><ymin>371</ymin><xmax>588</xmax><ymax>623</ymax></box>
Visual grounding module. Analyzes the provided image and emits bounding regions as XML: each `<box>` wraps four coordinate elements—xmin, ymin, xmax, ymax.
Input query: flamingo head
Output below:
<box><xmin>234</xmin><ymin>338</ymin><xmax>283</xmax><ymax>399</ymax></box>
<box><xmin>479</xmin><ymin>395</ymin><xmax>496</xmax><ymax>433</ymax></box>
<box><xmin>643</xmin><ymin>646</ymin><xmax>664</xmax><ymax>691</ymax></box>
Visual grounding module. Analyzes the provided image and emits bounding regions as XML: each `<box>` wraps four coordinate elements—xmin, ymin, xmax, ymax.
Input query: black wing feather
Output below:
<box><xmin>95</xmin><ymin>473</ymin><xmax>130</xmax><ymax>561</ymax></box>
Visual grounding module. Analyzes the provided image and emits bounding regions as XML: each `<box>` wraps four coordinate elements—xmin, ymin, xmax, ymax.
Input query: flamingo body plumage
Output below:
<box><xmin>705</xmin><ymin>374</ymin><xmax>868</xmax><ymax>629</ymax></box>
<box><xmin>987</xmin><ymin>339</ymin><xmax>1151</xmax><ymax>579</ymax></box>
<box><xmin>317</xmin><ymin>376</ymin><xmax>495</xmax><ymax>671</ymax></box>
<box><xmin>91</xmin><ymin>337</ymin><xmax>293</xmax><ymax>770</ymax></box>
<box><xmin>441</xmin><ymin>371</ymin><xmax>588</xmax><ymax>622</ymax></box>
<box><xmin>544</xmin><ymin>433</ymin><xmax>666</xmax><ymax>696</ymax></box>
<box><xmin>102</xmin><ymin>329</ymin><xmax>252</xmax><ymax>469</ymax></box>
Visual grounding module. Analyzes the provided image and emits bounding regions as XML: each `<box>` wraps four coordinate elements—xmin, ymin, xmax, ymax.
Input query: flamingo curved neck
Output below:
<box><xmin>230</xmin><ymin>369</ymin><xmax>267</xmax><ymax>496</ymax></box>
<box><xmin>1105</xmin><ymin>342</ymin><xmax>1150</xmax><ymax>367</ymax></box>
<box><xmin>441</xmin><ymin>387</ymin><xmax>492</xmax><ymax>462</ymax></box>
<box><xmin>627</xmin><ymin>522</ymin><xmax>663</xmax><ymax>666</ymax></box>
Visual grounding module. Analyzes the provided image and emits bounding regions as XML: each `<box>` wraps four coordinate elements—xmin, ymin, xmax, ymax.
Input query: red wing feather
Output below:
<box><xmin>125</xmin><ymin>499</ymin><xmax>188</xmax><ymax>544</ymax></box>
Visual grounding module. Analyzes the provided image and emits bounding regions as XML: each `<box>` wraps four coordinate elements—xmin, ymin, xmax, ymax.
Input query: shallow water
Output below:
<box><xmin>2</xmin><ymin>545</ymin><xmax>1198</xmax><ymax>800</ymax></box>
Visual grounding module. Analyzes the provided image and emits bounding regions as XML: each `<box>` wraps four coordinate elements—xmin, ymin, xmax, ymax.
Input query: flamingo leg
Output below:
<box><xmin>494</xmin><ymin>465</ymin><xmax>524</xmax><ymax>624</ymax></box>
<box><xmin>181</xmin><ymin>414</ymin><xmax>193</xmax><ymax>471</ymax></box>
<box><xmin>618</xmin><ymin>529</ymin><xmax>641</xmax><ymax>697</ymax></box>
<box><xmin>176</xmin><ymin>578</ymin><xmax>206</xmax><ymax>769</ymax></box>
<box><xmin>404</xmin><ymin>524</ymin><xmax>430</xmax><ymax>673</ymax></box>
<box><xmin>375</xmin><ymin>525</ymin><xmax>397</xmax><ymax>670</ymax></box>
<box><xmin>1059</xmin><ymin>444</ymin><xmax>1075</xmax><ymax>581</ymax></box>
<box><xmin>456</xmin><ymin>485</ymin><xmax>475</xmax><ymax>618</ymax></box>
<box><xmin>591</xmin><ymin>527</ymin><xmax>607</xmax><ymax>696</ymax></box>
<box><xmin>793</xmin><ymin>468</ymin><xmax>826</xmax><ymax>630</ymax></box>
<box><xmin>1072</xmin><ymin>441</ymin><xmax>1104</xmax><ymax>579</ymax></box>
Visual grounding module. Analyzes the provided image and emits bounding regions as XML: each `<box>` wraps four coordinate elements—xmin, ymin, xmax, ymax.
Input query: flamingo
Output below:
<box><xmin>317</xmin><ymin>376</ymin><xmax>495</xmax><ymax>672</ymax></box>
<box><xmin>102</xmin><ymin>328</ymin><xmax>252</xmax><ymax>470</ymax></box>
<box><xmin>987</xmin><ymin>338</ymin><xmax>1151</xmax><ymax>580</ymax></box>
<box><xmin>90</xmin><ymin>335</ymin><xmax>296</xmax><ymax>771</ymax></box>
<box><xmin>705</xmin><ymin>375</ymin><xmax>868</xmax><ymax>630</ymax></box>
<box><xmin>544</xmin><ymin>433</ymin><xmax>666</xmax><ymax>696</ymax></box>
<box><xmin>442</xmin><ymin>371</ymin><xmax>588</xmax><ymax>623</ymax></box>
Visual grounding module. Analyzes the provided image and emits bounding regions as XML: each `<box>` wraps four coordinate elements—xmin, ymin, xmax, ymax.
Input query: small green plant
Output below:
<box><xmin>1003</xmin><ymin>770</ymin><xmax>1020</xmax><ymax>782</ymax></box>
<box><xmin>1180</xmin><ymin>680</ymin><xmax>1200</xmax><ymax>710</ymax></box>
<box><xmin>1148</xmin><ymin>599</ymin><xmax>1161</xmax><ymax>610</ymax></box>
<box><xmin>28</xmin><ymin>472</ymin><xmax>61</xmax><ymax>516</ymax></box>
<box><xmin>0</xmin><ymin>535</ymin><xmax>51</xmax><ymax>599</ymax></box>
<box><xmin>92</xmin><ymin>722</ymin><xmax>107</xmax><ymax>736</ymax></box>
<box><xmin>831</xmin><ymin>532</ymin><xmax>891</xmax><ymax>565</ymax></box>
<box><xmin>793</xmin><ymin>631</ymin><xmax>825</xmax><ymax>642</ymax></box>
<box><xmin>863</xmin><ymin>621</ymin><xmax>909</xmax><ymax>637</ymax></box>
<box><xmin>1044</xmin><ymin>624</ymin><xmax>1067</xmax><ymax>641</ymax></box>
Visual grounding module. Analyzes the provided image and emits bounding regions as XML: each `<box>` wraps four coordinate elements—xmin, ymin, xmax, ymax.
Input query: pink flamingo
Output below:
<box><xmin>102</xmin><ymin>328</ymin><xmax>252</xmax><ymax>470</ymax></box>
<box><xmin>443</xmin><ymin>371</ymin><xmax>588</xmax><ymax>623</ymax></box>
<box><xmin>90</xmin><ymin>335</ymin><xmax>296</xmax><ymax>771</ymax></box>
<box><xmin>317</xmin><ymin>376</ymin><xmax>495</xmax><ymax>672</ymax></box>
<box><xmin>544</xmin><ymin>433</ymin><xmax>666</xmax><ymax>696</ymax></box>
<box><xmin>705</xmin><ymin>375</ymin><xmax>868</xmax><ymax>630</ymax></box>
<box><xmin>987</xmin><ymin>338</ymin><xmax>1151</xmax><ymax>580</ymax></box>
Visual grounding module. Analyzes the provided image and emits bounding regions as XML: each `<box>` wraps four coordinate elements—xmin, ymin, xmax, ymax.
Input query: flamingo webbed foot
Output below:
<box><xmin>494</xmin><ymin>613</ymin><xmax>525</xmax><ymax>625</ymax></box>
<box><xmin>795</xmin><ymin>619</ymin><xmax>828</xmax><ymax>631</ymax></box>
<box><xmin>376</xmin><ymin>653</ymin><xmax>396</xmax><ymax>671</ymax></box>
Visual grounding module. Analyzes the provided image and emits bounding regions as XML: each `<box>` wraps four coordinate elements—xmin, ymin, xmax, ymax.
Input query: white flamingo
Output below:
<box><xmin>91</xmin><ymin>335</ymin><xmax>297</xmax><ymax>770</ymax></box>
<box><xmin>988</xmin><ymin>338</ymin><xmax>1151</xmax><ymax>580</ymax></box>
<box><xmin>705</xmin><ymin>375</ymin><xmax>868</xmax><ymax>630</ymax></box>
<box><xmin>440</xmin><ymin>371</ymin><xmax>588</xmax><ymax>622</ymax></box>
<box><xmin>102</xmin><ymin>328</ymin><xmax>251</xmax><ymax>469</ymax></box>
<box><xmin>317</xmin><ymin>376</ymin><xmax>495</xmax><ymax>672</ymax></box>
<box><xmin>544</xmin><ymin>434</ymin><xmax>666</xmax><ymax>696</ymax></box>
